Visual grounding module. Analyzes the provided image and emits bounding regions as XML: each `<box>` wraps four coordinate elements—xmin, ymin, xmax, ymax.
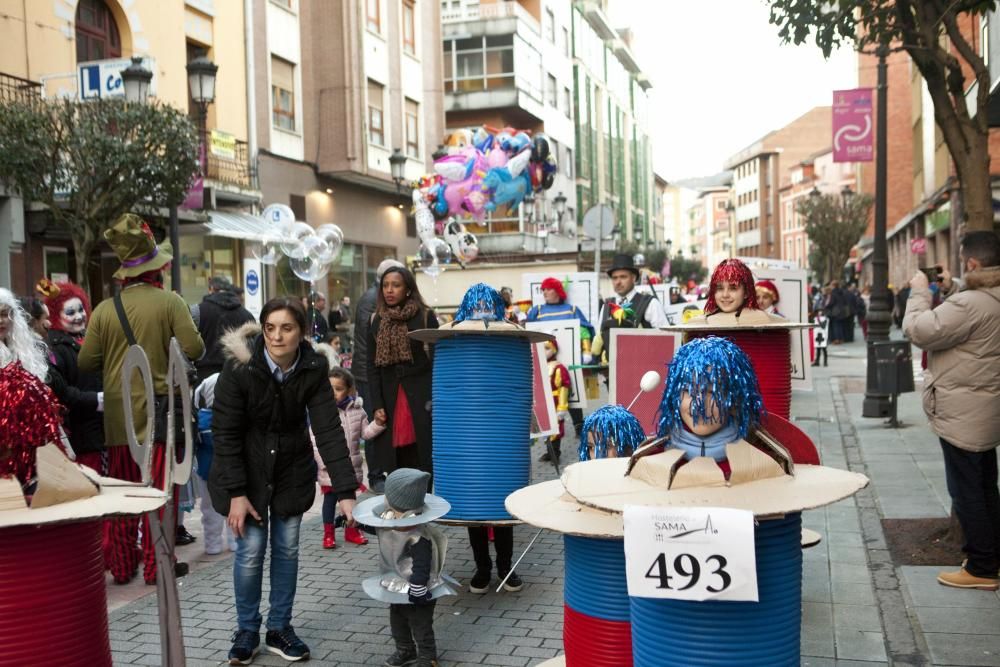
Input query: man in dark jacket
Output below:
<box><xmin>192</xmin><ymin>277</ymin><xmax>256</xmax><ymax>383</ymax></box>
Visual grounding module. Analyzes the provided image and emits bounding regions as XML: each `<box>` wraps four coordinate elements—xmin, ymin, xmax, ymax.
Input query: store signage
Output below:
<box><xmin>78</xmin><ymin>57</ymin><xmax>157</xmax><ymax>100</ymax></box>
<box><xmin>210</xmin><ymin>130</ymin><xmax>236</xmax><ymax>159</ymax></box>
<box><xmin>624</xmin><ymin>505</ymin><xmax>758</xmax><ymax>602</ymax></box>
<box><xmin>833</xmin><ymin>88</ymin><xmax>874</xmax><ymax>163</ymax></box>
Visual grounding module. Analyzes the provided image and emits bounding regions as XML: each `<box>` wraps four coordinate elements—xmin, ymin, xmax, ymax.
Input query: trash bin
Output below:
<box><xmin>872</xmin><ymin>341</ymin><xmax>915</xmax><ymax>395</ymax></box>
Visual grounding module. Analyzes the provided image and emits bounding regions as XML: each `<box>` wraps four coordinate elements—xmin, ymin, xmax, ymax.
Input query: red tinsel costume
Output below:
<box><xmin>0</xmin><ymin>362</ymin><xmax>64</xmax><ymax>488</ymax></box>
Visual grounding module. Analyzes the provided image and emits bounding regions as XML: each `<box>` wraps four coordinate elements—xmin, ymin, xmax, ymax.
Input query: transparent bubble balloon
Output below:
<box><xmin>300</xmin><ymin>234</ymin><xmax>330</xmax><ymax>261</ymax></box>
<box><xmin>289</xmin><ymin>253</ymin><xmax>330</xmax><ymax>283</ymax></box>
<box><xmin>419</xmin><ymin>238</ymin><xmax>452</xmax><ymax>269</ymax></box>
<box><xmin>250</xmin><ymin>238</ymin><xmax>282</xmax><ymax>266</ymax></box>
<box><xmin>280</xmin><ymin>222</ymin><xmax>316</xmax><ymax>258</ymax></box>
<box><xmin>314</xmin><ymin>223</ymin><xmax>344</xmax><ymax>264</ymax></box>
<box><xmin>422</xmin><ymin>260</ymin><xmax>443</xmax><ymax>279</ymax></box>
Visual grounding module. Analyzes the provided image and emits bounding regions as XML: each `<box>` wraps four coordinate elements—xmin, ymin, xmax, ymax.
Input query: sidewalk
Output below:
<box><xmin>107</xmin><ymin>334</ymin><xmax>1000</xmax><ymax>666</ymax></box>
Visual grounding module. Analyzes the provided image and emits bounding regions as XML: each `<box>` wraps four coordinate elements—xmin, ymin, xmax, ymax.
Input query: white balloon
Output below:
<box><xmin>280</xmin><ymin>222</ymin><xmax>315</xmax><ymax>258</ymax></box>
<box><xmin>415</xmin><ymin>203</ymin><xmax>436</xmax><ymax>242</ymax></box>
<box><xmin>314</xmin><ymin>223</ymin><xmax>344</xmax><ymax>264</ymax></box>
<box><xmin>289</xmin><ymin>253</ymin><xmax>330</xmax><ymax>282</ymax></box>
<box><xmin>456</xmin><ymin>232</ymin><xmax>479</xmax><ymax>262</ymax></box>
<box><xmin>262</xmin><ymin>203</ymin><xmax>296</xmax><ymax>227</ymax></box>
<box><xmin>250</xmin><ymin>238</ymin><xmax>282</xmax><ymax>266</ymax></box>
<box><xmin>640</xmin><ymin>370</ymin><xmax>662</xmax><ymax>393</ymax></box>
<box><xmin>419</xmin><ymin>238</ymin><xmax>452</xmax><ymax>272</ymax></box>
<box><xmin>422</xmin><ymin>260</ymin><xmax>443</xmax><ymax>279</ymax></box>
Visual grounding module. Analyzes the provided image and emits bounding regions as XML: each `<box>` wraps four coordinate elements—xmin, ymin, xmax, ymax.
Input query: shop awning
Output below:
<box><xmin>204</xmin><ymin>211</ymin><xmax>281</xmax><ymax>241</ymax></box>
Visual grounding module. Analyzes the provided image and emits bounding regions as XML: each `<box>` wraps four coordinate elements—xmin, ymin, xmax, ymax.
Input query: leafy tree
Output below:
<box><xmin>667</xmin><ymin>255</ymin><xmax>709</xmax><ymax>285</ymax></box>
<box><xmin>797</xmin><ymin>191</ymin><xmax>874</xmax><ymax>284</ymax></box>
<box><xmin>0</xmin><ymin>97</ymin><xmax>198</xmax><ymax>290</ymax></box>
<box><xmin>767</xmin><ymin>0</ymin><xmax>996</xmax><ymax>232</ymax></box>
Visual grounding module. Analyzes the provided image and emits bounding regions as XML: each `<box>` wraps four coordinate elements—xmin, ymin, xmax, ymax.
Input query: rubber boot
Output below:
<box><xmin>344</xmin><ymin>524</ymin><xmax>369</xmax><ymax>545</ymax></box>
<box><xmin>323</xmin><ymin>523</ymin><xmax>337</xmax><ymax>549</ymax></box>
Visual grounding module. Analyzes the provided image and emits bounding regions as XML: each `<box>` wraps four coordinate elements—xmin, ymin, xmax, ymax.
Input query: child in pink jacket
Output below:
<box><xmin>314</xmin><ymin>367</ymin><xmax>385</xmax><ymax>548</ymax></box>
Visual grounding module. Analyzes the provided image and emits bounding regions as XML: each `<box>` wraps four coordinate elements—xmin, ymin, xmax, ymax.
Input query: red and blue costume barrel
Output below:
<box><xmin>563</xmin><ymin>535</ymin><xmax>633</xmax><ymax>666</ymax></box>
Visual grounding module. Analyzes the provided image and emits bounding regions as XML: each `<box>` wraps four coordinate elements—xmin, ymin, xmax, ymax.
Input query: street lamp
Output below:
<box><xmin>186</xmin><ymin>56</ymin><xmax>218</xmax><ymax>108</ymax></box>
<box><xmin>810</xmin><ymin>186</ymin><xmax>821</xmax><ymax>200</ymax></box>
<box><xmin>389</xmin><ymin>148</ymin><xmax>407</xmax><ymax>193</ymax></box>
<box><xmin>841</xmin><ymin>184</ymin><xmax>854</xmax><ymax>202</ymax></box>
<box><xmin>182</xmin><ymin>56</ymin><xmax>218</xmax><ymax>297</ymax></box>
<box><xmin>121</xmin><ymin>57</ymin><xmax>152</xmax><ymax>104</ymax></box>
<box><xmin>553</xmin><ymin>191</ymin><xmax>567</xmax><ymax>232</ymax></box>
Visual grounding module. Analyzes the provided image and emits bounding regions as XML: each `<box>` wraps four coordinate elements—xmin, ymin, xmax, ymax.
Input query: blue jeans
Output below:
<box><xmin>233</xmin><ymin>512</ymin><xmax>303</xmax><ymax>632</ymax></box>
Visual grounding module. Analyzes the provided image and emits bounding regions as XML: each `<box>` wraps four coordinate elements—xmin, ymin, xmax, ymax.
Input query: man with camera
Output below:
<box><xmin>903</xmin><ymin>231</ymin><xmax>1000</xmax><ymax>591</ymax></box>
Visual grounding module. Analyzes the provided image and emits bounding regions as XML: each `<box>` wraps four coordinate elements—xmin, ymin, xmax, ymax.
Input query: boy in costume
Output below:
<box><xmin>354</xmin><ymin>468</ymin><xmax>456</xmax><ymax>667</ymax></box>
<box><xmin>578</xmin><ymin>404</ymin><xmax>647</xmax><ymax>461</ymax></box>
<box><xmin>543</xmin><ymin>338</ymin><xmax>571</xmax><ymax>462</ymax></box>
<box><xmin>755</xmin><ymin>279</ymin><xmax>784</xmax><ymax>318</ymax></box>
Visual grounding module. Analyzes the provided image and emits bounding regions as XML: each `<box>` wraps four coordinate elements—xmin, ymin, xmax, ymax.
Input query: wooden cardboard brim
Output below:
<box><xmin>505</xmin><ymin>479</ymin><xmax>623</xmax><ymax>538</ymax></box>
<box><xmin>660</xmin><ymin>309</ymin><xmax>814</xmax><ymax>332</ymax></box>
<box><xmin>561</xmin><ymin>458</ymin><xmax>869</xmax><ymax>516</ymax></box>
<box><xmin>802</xmin><ymin>528</ymin><xmax>823</xmax><ymax>549</ymax></box>
<box><xmin>409</xmin><ymin>320</ymin><xmax>555</xmax><ymax>343</ymax></box>
<box><xmin>0</xmin><ymin>480</ymin><xmax>165</xmax><ymax>529</ymax></box>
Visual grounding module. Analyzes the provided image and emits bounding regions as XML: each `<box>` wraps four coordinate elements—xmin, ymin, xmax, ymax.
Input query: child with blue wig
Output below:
<box><xmin>656</xmin><ymin>336</ymin><xmax>786</xmax><ymax>488</ymax></box>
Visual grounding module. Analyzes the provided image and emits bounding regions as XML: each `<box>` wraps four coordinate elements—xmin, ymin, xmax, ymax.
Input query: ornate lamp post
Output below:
<box><xmin>389</xmin><ymin>148</ymin><xmax>407</xmax><ymax>193</ymax></box>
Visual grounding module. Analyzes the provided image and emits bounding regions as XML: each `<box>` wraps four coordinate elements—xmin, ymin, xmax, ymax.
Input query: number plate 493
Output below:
<box><xmin>623</xmin><ymin>505</ymin><xmax>759</xmax><ymax>602</ymax></box>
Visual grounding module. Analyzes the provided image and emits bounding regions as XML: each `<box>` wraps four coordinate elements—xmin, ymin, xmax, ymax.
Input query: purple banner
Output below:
<box><xmin>832</xmin><ymin>88</ymin><xmax>873</xmax><ymax>163</ymax></box>
<box><xmin>180</xmin><ymin>143</ymin><xmax>204</xmax><ymax>210</ymax></box>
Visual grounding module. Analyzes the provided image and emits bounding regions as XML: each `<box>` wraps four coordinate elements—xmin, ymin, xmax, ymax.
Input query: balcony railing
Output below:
<box><xmin>0</xmin><ymin>72</ymin><xmax>42</xmax><ymax>104</ymax></box>
<box><xmin>205</xmin><ymin>138</ymin><xmax>254</xmax><ymax>189</ymax></box>
<box><xmin>441</xmin><ymin>1</ymin><xmax>540</xmax><ymax>33</ymax></box>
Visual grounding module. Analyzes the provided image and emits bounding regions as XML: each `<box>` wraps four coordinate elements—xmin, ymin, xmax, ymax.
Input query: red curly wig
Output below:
<box><xmin>43</xmin><ymin>281</ymin><xmax>92</xmax><ymax>332</ymax></box>
<box><xmin>704</xmin><ymin>259</ymin><xmax>759</xmax><ymax>314</ymax></box>
<box><xmin>540</xmin><ymin>277</ymin><xmax>567</xmax><ymax>303</ymax></box>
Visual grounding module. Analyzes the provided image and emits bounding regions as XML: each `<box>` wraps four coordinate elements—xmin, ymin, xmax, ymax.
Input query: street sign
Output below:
<box><xmin>910</xmin><ymin>238</ymin><xmax>927</xmax><ymax>255</ymax></box>
<box><xmin>582</xmin><ymin>204</ymin><xmax>614</xmax><ymax>240</ymax></box>
<box><xmin>78</xmin><ymin>57</ymin><xmax>157</xmax><ymax>100</ymax></box>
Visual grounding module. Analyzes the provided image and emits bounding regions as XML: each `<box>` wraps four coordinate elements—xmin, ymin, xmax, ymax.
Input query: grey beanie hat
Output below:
<box><xmin>384</xmin><ymin>468</ymin><xmax>430</xmax><ymax>513</ymax></box>
<box><xmin>376</xmin><ymin>259</ymin><xmax>405</xmax><ymax>281</ymax></box>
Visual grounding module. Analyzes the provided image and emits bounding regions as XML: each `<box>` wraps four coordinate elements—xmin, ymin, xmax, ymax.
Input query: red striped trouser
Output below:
<box><xmin>105</xmin><ymin>444</ymin><xmax>177</xmax><ymax>584</ymax></box>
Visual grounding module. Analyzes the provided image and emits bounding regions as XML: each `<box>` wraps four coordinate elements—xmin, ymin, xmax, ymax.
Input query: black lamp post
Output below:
<box><xmin>863</xmin><ymin>46</ymin><xmax>893</xmax><ymax>419</ymax></box>
<box><xmin>181</xmin><ymin>56</ymin><xmax>218</xmax><ymax>297</ymax></box>
<box><xmin>121</xmin><ymin>57</ymin><xmax>152</xmax><ymax>104</ymax></box>
<box><xmin>389</xmin><ymin>148</ymin><xmax>407</xmax><ymax>193</ymax></box>
<box><xmin>553</xmin><ymin>191</ymin><xmax>567</xmax><ymax>235</ymax></box>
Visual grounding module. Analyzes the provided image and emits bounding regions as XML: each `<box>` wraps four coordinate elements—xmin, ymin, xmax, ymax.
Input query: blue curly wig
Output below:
<box><xmin>656</xmin><ymin>336</ymin><xmax>764</xmax><ymax>439</ymax></box>
<box><xmin>453</xmin><ymin>282</ymin><xmax>505</xmax><ymax>323</ymax></box>
<box><xmin>579</xmin><ymin>404</ymin><xmax>647</xmax><ymax>461</ymax></box>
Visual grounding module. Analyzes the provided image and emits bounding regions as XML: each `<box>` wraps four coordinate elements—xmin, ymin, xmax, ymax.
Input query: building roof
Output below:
<box><xmin>672</xmin><ymin>171</ymin><xmax>733</xmax><ymax>190</ymax></box>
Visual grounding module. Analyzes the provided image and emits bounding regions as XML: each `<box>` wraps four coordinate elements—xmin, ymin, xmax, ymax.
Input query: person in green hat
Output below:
<box><xmin>79</xmin><ymin>213</ymin><xmax>204</xmax><ymax>585</ymax></box>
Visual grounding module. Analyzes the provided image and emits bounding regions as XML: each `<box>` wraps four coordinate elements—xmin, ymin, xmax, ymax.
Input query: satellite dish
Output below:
<box><xmin>581</xmin><ymin>204</ymin><xmax>614</xmax><ymax>240</ymax></box>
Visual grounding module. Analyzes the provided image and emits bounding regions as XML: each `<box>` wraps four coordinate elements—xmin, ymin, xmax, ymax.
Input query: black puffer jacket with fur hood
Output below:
<box><xmin>208</xmin><ymin>322</ymin><xmax>356</xmax><ymax>519</ymax></box>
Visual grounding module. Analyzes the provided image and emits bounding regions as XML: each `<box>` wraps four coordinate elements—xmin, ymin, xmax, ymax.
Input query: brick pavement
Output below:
<box><xmin>108</xmin><ymin>332</ymin><xmax>999</xmax><ymax>666</ymax></box>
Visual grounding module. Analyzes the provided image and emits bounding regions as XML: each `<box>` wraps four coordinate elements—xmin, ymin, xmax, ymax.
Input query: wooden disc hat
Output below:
<box><xmin>409</xmin><ymin>282</ymin><xmax>555</xmax><ymax>344</ymax></box>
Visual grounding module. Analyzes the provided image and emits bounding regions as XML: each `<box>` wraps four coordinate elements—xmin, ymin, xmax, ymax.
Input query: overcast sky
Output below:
<box><xmin>607</xmin><ymin>1</ymin><xmax>858</xmax><ymax>181</ymax></box>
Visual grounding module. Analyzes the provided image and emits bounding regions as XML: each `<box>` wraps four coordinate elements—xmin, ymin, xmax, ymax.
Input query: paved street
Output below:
<box><xmin>108</xmin><ymin>334</ymin><xmax>1000</xmax><ymax>666</ymax></box>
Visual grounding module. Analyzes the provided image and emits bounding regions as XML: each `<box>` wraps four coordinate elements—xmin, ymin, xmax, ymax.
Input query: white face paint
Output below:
<box><xmin>60</xmin><ymin>297</ymin><xmax>87</xmax><ymax>334</ymax></box>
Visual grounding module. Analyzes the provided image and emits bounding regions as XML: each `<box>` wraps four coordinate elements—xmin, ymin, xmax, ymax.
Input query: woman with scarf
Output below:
<box><xmin>39</xmin><ymin>280</ymin><xmax>106</xmax><ymax>475</ymax></box>
<box><xmin>366</xmin><ymin>266</ymin><xmax>438</xmax><ymax>490</ymax></box>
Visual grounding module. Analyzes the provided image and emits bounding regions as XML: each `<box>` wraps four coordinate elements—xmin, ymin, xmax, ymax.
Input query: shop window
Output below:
<box><xmin>43</xmin><ymin>247</ymin><xmax>69</xmax><ymax>282</ymax></box>
<box><xmin>271</xmin><ymin>56</ymin><xmax>296</xmax><ymax>131</ymax></box>
<box><xmin>75</xmin><ymin>0</ymin><xmax>121</xmax><ymax>62</ymax></box>
<box><xmin>368</xmin><ymin>80</ymin><xmax>385</xmax><ymax>146</ymax></box>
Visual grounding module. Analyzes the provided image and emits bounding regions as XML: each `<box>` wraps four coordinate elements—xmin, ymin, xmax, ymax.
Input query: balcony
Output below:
<box><xmin>442</xmin><ymin>1</ymin><xmax>540</xmax><ymax>33</ymax></box>
<box><xmin>0</xmin><ymin>72</ymin><xmax>42</xmax><ymax>104</ymax></box>
<box><xmin>205</xmin><ymin>137</ymin><xmax>254</xmax><ymax>190</ymax></box>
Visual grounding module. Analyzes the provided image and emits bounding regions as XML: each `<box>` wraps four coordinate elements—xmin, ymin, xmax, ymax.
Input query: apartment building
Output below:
<box><xmin>724</xmin><ymin>106</ymin><xmax>831</xmax><ymax>260</ymax></box>
<box><xmin>0</xmin><ymin>0</ymin><xmax>256</xmax><ymax>302</ymax></box>
<box><xmin>572</xmin><ymin>0</ymin><xmax>655</xmax><ymax>249</ymax></box>
<box><xmin>439</xmin><ymin>0</ymin><xmax>577</xmax><ymax>255</ymax></box>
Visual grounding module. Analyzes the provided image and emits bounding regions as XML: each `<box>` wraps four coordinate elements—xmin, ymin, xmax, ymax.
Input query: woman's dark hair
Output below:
<box><xmin>376</xmin><ymin>266</ymin><xmax>427</xmax><ymax>311</ymax></box>
<box><xmin>260</xmin><ymin>296</ymin><xmax>308</xmax><ymax>333</ymax></box>
<box><xmin>329</xmin><ymin>367</ymin><xmax>355</xmax><ymax>390</ymax></box>
<box><xmin>18</xmin><ymin>296</ymin><xmax>45</xmax><ymax>323</ymax></box>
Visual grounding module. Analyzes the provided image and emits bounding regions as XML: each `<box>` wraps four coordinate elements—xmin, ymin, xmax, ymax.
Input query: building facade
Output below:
<box><xmin>0</xmin><ymin>0</ymin><xmax>256</xmax><ymax>304</ymax></box>
<box><xmin>724</xmin><ymin>106</ymin><xmax>832</xmax><ymax>260</ymax></box>
<box><xmin>572</xmin><ymin>0</ymin><xmax>655</xmax><ymax>249</ymax></box>
<box><xmin>439</xmin><ymin>0</ymin><xmax>577</xmax><ymax>255</ymax></box>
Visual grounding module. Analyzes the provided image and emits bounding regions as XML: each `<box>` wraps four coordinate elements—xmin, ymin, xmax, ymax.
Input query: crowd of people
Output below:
<box><xmin>3</xmin><ymin>212</ymin><xmax>999</xmax><ymax>664</ymax></box>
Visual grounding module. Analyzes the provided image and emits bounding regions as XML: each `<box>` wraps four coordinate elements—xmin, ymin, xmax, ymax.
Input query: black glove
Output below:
<box><xmin>408</xmin><ymin>584</ymin><xmax>432</xmax><ymax>605</ymax></box>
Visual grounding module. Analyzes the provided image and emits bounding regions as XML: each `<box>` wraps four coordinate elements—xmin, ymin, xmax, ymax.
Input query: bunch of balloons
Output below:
<box><xmin>251</xmin><ymin>203</ymin><xmax>344</xmax><ymax>284</ymax></box>
<box><xmin>410</xmin><ymin>125</ymin><xmax>559</xmax><ymax>275</ymax></box>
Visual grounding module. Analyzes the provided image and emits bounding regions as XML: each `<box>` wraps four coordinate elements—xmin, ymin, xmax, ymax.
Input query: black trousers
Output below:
<box><xmin>468</xmin><ymin>526</ymin><xmax>513</xmax><ymax>574</ymax></box>
<box><xmin>389</xmin><ymin>601</ymin><xmax>436</xmax><ymax>658</ymax></box>
<box><xmin>568</xmin><ymin>407</ymin><xmax>584</xmax><ymax>437</ymax></box>
<box><xmin>812</xmin><ymin>347</ymin><xmax>827</xmax><ymax>366</ymax></box>
<box><xmin>940</xmin><ymin>438</ymin><xmax>1000</xmax><ymax>578</ymax></box>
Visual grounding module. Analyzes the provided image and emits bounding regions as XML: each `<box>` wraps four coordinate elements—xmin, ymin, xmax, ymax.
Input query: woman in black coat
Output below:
<box><xmin>366</xmin><ymin>266</ymin><xmax>439</xmax><ymax>487</ymax></box>
<box><xmin>209</xmin><ymin>297</ymin><xmax>356</xmax><ymax>664</ymax></box>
